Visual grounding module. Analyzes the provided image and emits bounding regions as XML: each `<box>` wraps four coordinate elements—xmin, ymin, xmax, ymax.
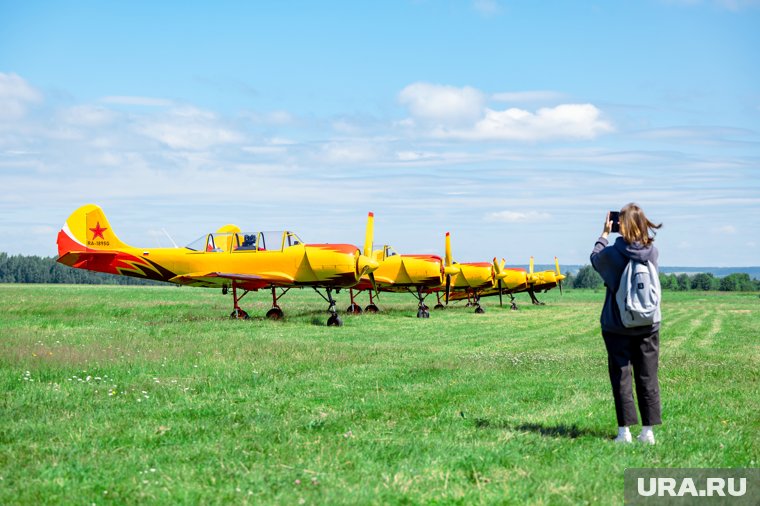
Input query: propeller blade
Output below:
<box><xmin>444</xmin><ymin>232</ymin><xmax>452</xmax><ymax>268</ymax></box>
<box><xmin>363</xmin><ymin>212</ymin><xmax>374</xmax><ymax>258</ymax></box>
<box><xmin>559</xmin><ymin>279</ymin><xmax>563</xmax><ymax>295</ymax></box>
<box><xmin>445</xmin><ymin>274</ymin><xmax>451</xmax><ymax>304</ymax></box>
<box><xmin>530</xmin><ymin>256</ymin><xmax>534</xmax><ymax>275</ymax></box>
<box><xmin>498</xmin><ymin>279</ymin><xmax>503</xmax><ymax>307</ymax></box>
<box><xmin>369</xmin><ymin>272</ymin><xmax>379</xmax><ymax>298</ymax></box>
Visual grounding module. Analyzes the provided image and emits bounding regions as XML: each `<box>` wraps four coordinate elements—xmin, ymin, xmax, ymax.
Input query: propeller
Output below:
<box><xmin>357</xmin><ymin>212</ymin><xmax>379</xmax><ymax>275</ymax></box>
<box><xmin>555</xmin><ymin>256</ymin><xmax>565</xmax><ymax>295</ymax></box>
<box><xmin>443</xmin><ymin>232</ymin><xmax>460</xmax><ymax>304</ymax></box>
<box><xmin>493</xmin><ymin>257</ymin><xmax>504</xmax><ymax>307</ymax></box>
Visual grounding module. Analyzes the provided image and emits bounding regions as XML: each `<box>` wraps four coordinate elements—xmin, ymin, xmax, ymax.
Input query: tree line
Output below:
<box><xmin>0</xmin><ymin>252</ymin><xmax>160</xmax><ymax>285</ymax></box>
<box><xmin>567</xmin><ymin>265</ymin><xmax>760</xmax><ymax>292</ymax></box>
<box><xmin>2</xmin><ymin>252</ymin><xmax>758</xmax><ymax>291</ymax></box>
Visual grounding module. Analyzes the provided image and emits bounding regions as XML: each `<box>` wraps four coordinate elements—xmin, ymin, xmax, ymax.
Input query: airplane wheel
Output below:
<box><xmin>511</xmin><ymin>304</ymin><xmax>519</xmax><ymax>311</ymax></box>
<box><xmin>230</xmin><ymin>309</ymin><xmax>249</xmax><ymax>319</ymax></box>
<box><xmin>266</xmin><ymin>307</ymin><xmax>284</xmax><ymax>320</ymax></box>
<box><xmin>417</xmin><ymin>309</ymin><xmax>430</xmax><ymax>318</ymax></box>
<box><xmin>474</xmin><ymin>306</ymin><xmax>485</xmax><ymax>314</ymax></box>
<box><xmin>327</xmin><ymin>314</ymin><xmax>343</xmax><ymax>327</ymax></box>
<box><xmin>364</xmin><ymin>304</ymin><xmax>379</xmax><ymax>313</ymax></box>
<box><xmin>346</xmin><ymin>304</ymin><xmax>363</xmax><ymax>315</ymax></box>
<box><xmin>433</xmin><ymin>304</ymin><xmax>445</xmax><ymax>310</ymax></box>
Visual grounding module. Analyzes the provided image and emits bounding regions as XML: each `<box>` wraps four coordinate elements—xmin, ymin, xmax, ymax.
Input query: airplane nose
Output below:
<box><xmin>444</xmin><ymin>265</ymin><xmax>460</xmax><ymax>276</ymax></box>
<box><xmin>357</xmin><ymin>254</ymin><xmax>379</xmax><ymax>275</ymax></box>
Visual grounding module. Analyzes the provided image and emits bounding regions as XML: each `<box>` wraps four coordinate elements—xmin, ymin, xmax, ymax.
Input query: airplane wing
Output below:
<box><xmin>169</xmin><ymin>271</ymin><xmax>297</xmax><ymax>290</ymax></box>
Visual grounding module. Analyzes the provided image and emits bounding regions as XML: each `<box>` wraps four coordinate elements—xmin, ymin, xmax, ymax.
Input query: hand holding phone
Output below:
<box><xmin>609</xmin><ymin>211</ymin><xmax>620</xmax><ymax>233</ymax></box>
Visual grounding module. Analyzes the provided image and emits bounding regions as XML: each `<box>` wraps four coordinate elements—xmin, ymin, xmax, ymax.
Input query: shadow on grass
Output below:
<box><xmin>473</xmin><ymin>417</ymin><xmax>608</xmax><ymax>439</ymax></box>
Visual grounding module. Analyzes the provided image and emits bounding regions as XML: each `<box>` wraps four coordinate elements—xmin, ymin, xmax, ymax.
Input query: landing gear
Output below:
<box><xmin>230</xmin><ymin>307</ymin><xmax>249</xmax><ymax>319</ymax></box>
<box><xmin>509</xmin><ymin>294</ymin><xmax>519</xmax><ymax>311</ymax></box>
<box><xmin>528</xmin><ymin>288</ymin><xmax>545</xmax><ymax>306</ymax></box>
<box><xmin>472</xmin><ymin>290</ymin><xmax>485</xmax><ymax>314</ymax></box>
<box><xmin>314</xmin><ymin>287</ymin><xmax>343</xmax><ymax>326</ymax></box>
<box><xmin>364</xmin><ymin>290</ymin><xmax>380</xmax><ymax>313</ymax></box>
<box><xmin>433</xmin><ymin>292</ymin><xmax>445</xmax><ymax>310</ymax></box>
<box><xmin>346</xmin><ymin>289</ymin><xmax>363</xmax><ymax>314</ymax></box>
<box><xmin>229</xmin><ymin>281</ymin><xmax>250</xmax><ymax>319</ymax></box>
<box><xmin>266</xmin><ymin>287</ymin><xmax>289</xmax><ymax>320</ymax></box>
<box><xmin>266</xmin><ymin>307</ymin><xmax>284</xmax><ymax>320</ymax></box>
<box><xmin>411</xmin><ymin>287</ymin><xmax>431</xmax><ymax>318</ymax></box>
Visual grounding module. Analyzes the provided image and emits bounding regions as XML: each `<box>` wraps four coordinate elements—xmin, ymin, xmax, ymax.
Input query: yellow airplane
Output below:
<box><xmin>346</xmin><ymin>244</ymin><xmax>444</xmax><ymax>318</ymax></box>
<box><xmin>56</xmin><ymin>204</ymin><xmax>379</xmax><ymax>326</ymax></box>
<box><xmin>451</xmin><ymin>256</ymin><xmax>565</xmax><ymax>309</ymax></box>
<box><xmin>434</xmin><ymin>232</ymin><xmax>495</xmax><ymax>313</ymax></box>
<box><xmin>524</xmin><ymin>256</ymin><xmax>566</xmax><ymax>305</ymax></box>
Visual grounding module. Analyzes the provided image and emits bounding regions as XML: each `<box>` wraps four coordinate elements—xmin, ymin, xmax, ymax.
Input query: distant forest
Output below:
<box><xmin>568</xmin><ymin>265</ymin><xmax>760</xmax><ymax>291</ymax></box>
<box><xmin>2</xmin><ymin>253</ymin><xmax>758</xmax><ymax>292</ymax></box>
<box><xmin>0</xmin><ymin>252</ymin><xmax>160</xmax><ymax>285</ymax></box>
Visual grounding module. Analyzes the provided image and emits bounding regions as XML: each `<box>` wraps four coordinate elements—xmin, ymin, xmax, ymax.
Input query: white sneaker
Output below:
<box><xmin>638</xmin><ymin>431</ymin><xmax>656</xmax><ymax>445</ymax></box>
<box><xmin>614</xmin><ymin>432</ymin><xmax>632</xmax><ymax>443</ymax></box>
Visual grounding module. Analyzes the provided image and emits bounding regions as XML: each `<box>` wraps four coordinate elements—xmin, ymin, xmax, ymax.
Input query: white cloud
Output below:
<box><xmin>715</xmin><ymin>225</ymin><xmax>737</xmax><ymax>234</ymax></box>
<box><xmin>399</xmin><ymin>83</ymin><xmax>613</xmax><ymax>141</ymax></box>
<box><xmin>101</xmin><ymin>96</ymin><xmax>173</xmax><ymax>107</ymax></box>
<box><xmin>59</xmin><ymin>105</ymin><xmax>118</xmax><ymax>127</ymax></box>
<box><xmin>398</xmin><ymin>82</ymin><xmax>486</xmax><ymax>126</ymax></box>
<box><xmin>663</xmin><ymin>0</ymin><xmax>760</xmax><ymax>9</ymax></box>
<box><xmin>472</xmin><ymin>0</ymin><xmax>501</xmax><ymax>15</ymax></box>
<box><xmin>138</xmin><ymin>106</ymin><xmax>243</xmax><ymax>150</ymax></box>
<box><xmin>492</xmin><ymin>91</ymin><xmax>565</xmax><ymax>103</ymax></box>
<box><xmin>446</xmin><ymin>103</ymin><xmax>614</xmax><ymax>141</ymax></box>
<box><xmin>0</xmin><ymin>73</ymin><xmax>42</xmax><ymax>121</ymax></box>
<box><xmin>485</xmin><ymin>210</ymin><xmax>552</xmax><ymax>223</ymax></box>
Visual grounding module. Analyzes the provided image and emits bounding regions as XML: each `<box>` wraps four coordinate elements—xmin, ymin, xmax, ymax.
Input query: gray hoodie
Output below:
<box><xmin>590</xmin><ymin>236</ymin><xmax>660</xmax><ymax>335</ymax></box>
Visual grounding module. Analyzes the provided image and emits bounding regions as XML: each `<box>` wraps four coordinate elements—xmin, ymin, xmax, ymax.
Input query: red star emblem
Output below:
<box><xmin>89</xmin><ymin>222</ymin><xmax>107</xmax><ymax>240</ymax></box>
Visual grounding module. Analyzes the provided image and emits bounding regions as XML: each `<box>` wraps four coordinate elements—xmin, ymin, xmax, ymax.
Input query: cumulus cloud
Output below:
<box><xmin>138</xmin><ymin>106</ymin><xmax>243</xmax><ymax>150</ymax></box>
<box><xmin>472</xmin><ymin>0</ymin><xmax>501</xmax><ymax>15</ymax></box>
<box><xmin>59</xmin><ymin>105</ymin><xmax>118</xmax><ymax>127</ymax></box>
<box><xmin>492</xmin><ymin>90</ymin><xmax>565</xmax><ymax>103</ymax></box>
<box><xmin>100</xmin><ymin>96</ymin><xmax>173</xmax><ymax>107</ymax></box>
<box><xmin>398</xmin><ymin>82</ymin><xmax>486</xmax><ymax>127</ymax></box>
<box><xmin>0</xmin><ymin>73</ymin><xmax>42</xmax><ymax>121</ymax></box>
<box><xmin>664</xmin><ymin>0</ymin><xmax>760</xmax><ymax>10</ymax></box>
<box><xmin>485</xmin><ymin>210</ymin><xmax>552</xmax><ymax>223</ymax></box>
<box><xmin>399</xmin><ymin>82</ymin><xmax>613</xmax><ymax>141</ymax></box>
<box><xmin>464</xmin><ymin>103</ymin><xmax>614</xmax><ymax>141</ymax></box>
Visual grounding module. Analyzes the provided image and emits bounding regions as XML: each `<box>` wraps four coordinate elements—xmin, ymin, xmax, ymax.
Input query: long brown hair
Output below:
<box><xmin>619</xmin><ymin>203</ymin><xmax>662</xmax><ymax>246</ymax></box>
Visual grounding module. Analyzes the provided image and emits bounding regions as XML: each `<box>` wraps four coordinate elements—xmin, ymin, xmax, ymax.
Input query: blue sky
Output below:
<box><xmin>1</xmin><ymin>0</ymin><xmax>758</xmax><ymax>266</ymax></box>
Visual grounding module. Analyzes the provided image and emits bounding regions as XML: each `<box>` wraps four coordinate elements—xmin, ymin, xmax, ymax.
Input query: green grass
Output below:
<box><xmin>1</xmin><ymin>285</ymin><xmax>758</xmax><ymax>505</ymax></box>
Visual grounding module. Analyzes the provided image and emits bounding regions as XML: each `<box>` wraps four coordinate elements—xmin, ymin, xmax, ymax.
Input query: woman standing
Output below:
<box><xmin>590</xmin><ymin>203</ymin><xmax>662</xmax><ymax>444</ymax></box>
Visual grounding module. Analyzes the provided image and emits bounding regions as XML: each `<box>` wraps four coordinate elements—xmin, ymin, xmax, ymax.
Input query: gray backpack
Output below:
<box><xmin>616</xmin><ymin>260</ymin><xmax>661</xmax><ymax>327</ymax></box>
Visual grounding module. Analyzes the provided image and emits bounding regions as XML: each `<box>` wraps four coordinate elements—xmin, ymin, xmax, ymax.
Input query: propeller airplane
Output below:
<box><xmin>345</xmin><ymin>244</ymin><xmax>445</xmax><ymax>318</ymax></box>
<box><xmin>449</xmin><ymin>256</ymin><xmax>566</xmax><ymax>309</ymax></box>
<box><xmin>56</xmin><ymin>204</ymin><xmax>379</xmax><ymax>326</ymax></box>
<box><xmin>436</xmin><ymin>232</ymin><xmax>495</xmax><ymax>313</ymax></box>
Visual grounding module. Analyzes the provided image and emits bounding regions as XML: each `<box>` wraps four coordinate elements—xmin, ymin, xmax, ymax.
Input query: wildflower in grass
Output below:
<box><xmin>294</xmin><ymin>479</ymin><xmax>301</xmax><ymax>485</ymax></box>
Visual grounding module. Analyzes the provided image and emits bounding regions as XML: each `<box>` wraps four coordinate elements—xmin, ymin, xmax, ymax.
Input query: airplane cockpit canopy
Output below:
<box><xmin>185</xmin><ymin>231</ymin><xmax>303</xmax><ymax>253</ymax></box>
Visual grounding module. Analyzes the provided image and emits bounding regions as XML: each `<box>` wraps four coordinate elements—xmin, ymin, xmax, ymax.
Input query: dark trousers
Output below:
<box><xmin>602</xmin><ymin>329</ymin><xmax>662</xmax><ymax>427</ymax></box>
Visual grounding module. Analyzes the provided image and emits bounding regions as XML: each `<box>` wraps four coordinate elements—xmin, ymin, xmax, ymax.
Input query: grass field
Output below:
<box><xmin>1</xmin><ymin>284</ymin><xmax>758</xmax><ymax>504</ymax></box>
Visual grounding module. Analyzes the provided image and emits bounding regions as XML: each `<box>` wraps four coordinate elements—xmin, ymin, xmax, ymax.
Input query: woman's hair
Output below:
<box><xmin>619</xmin><ymin>203</ymin><xmax>662</xmax><ymax>246</ymax></box>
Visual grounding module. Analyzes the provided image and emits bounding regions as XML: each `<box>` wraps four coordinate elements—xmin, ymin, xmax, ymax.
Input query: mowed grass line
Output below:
<box><xmin>1</xmin><ymin>285</ymin><xmax>758</xmax><ymax>505</ymax></box>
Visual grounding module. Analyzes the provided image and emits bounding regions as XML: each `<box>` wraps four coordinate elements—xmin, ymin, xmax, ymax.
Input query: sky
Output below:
<box><xmin>1</xmin><ymin>0</ymin><xmax>758</xmax><ymax>266</ymax></box>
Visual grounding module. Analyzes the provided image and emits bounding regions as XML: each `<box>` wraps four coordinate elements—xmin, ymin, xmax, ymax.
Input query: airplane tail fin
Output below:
<box><xmin>57</xmin><ymin>204</ymin><xmax>131</xmax><ymax>257</ymax></box>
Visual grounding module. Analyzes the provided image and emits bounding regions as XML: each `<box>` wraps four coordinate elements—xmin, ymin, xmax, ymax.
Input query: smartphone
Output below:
<box><xmin>609</xmin><ymin>211</ymin><xmax>620</xmax><ymax>233</ymax></box>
